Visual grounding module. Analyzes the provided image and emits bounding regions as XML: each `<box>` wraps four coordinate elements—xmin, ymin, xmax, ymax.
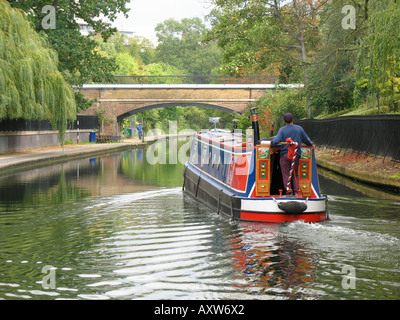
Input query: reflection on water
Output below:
<box><xmin>0</xmin><ymin>139</ymin><xmax>399</xmax><ymax>300</ymax></box>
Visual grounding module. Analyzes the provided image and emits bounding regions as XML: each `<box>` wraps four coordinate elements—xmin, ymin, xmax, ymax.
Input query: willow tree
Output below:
<box><xmin>356</xmin><ymin>0</ymin><xmax>400</xmax><ymax>113</ymax></box>
<box><xmin>0</xmin><ymin>0</ymin><xmax>75</xmax><ymax>144</ymax></box>
<box><xmin>8</xmin><ymin>0</ymin><xmax>130</xmax><ymax>111</ymax></box>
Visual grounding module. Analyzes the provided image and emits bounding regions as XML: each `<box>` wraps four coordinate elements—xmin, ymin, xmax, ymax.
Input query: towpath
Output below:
<box><xmin>315</xmin><ymin>147</ymin><xmax>400</xmax><ymax>192</ymax></box>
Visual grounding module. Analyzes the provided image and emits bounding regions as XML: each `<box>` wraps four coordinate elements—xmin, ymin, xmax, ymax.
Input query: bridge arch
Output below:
<box><xmin>116</xmin><ymin>102</ymin><xmax>239</xmax><ymax>122</ymax></box>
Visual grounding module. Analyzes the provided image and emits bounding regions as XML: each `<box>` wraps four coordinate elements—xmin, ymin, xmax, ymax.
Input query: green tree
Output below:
<box><xmin>251</xmin><ymin>88</ymin><xmax>307</xmax><ymax>135</ymax></box>
<box><xmin>142</xmin><ymin>63</ymin><xmax>186</xmax><ymax>84</ymax></box>
<box><xmin>132</xmin><ymin>106</ymin><xmax>237</xmax><ymax>135</ymax></box>
<box><xmin>356</xmin><ymin>0</ymin><xmax>400</xmax><ymax>114</ymax></box>
<box><xmin>7</xmin><ymin>0</ymin><xmax>130</xmax><ymax>110</ymax></box>
<box><xmin>155</xmin><ymin>18</ymin><xmax>222</xmax><ymax>82</ymax></box>
<box><xmin>0</xmin><ymin>0</ymin><xmax>75</xmax><ymax>144</ymax></box>
<box><xmin>306</xmin><ymin>0</ymin><xmax>366</xmax><ymax>116</ymax></box>
<box><xmin>106</xmin><ymin>33</ymin><xmax>156</xmax><ymax>65</ymax></box>
<box><xmin>127</xmin><ymin>36</ymin><xmax>156</xmax><ymax>65</ymax></box>
<box><xmin>115</xmin><ymin>53</ymin><xmax>140</xmax><ymax>76</ymax></box>
<box><xmin>7</xmin><ymin>0</ymin><xmax>129</xmax><ymax>40</ymax></box>
<box><xmin>208</xmin><ymin>0</ymin><xmax>400</xmax><ymax>118</ymax></box>
<box><xmin>207</xmin><ymin>0</ymin><xmax>324</xmax><ymax>114</ymax></box>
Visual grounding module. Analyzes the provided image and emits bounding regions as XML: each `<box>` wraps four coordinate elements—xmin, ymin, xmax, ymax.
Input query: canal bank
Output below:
<box><xmin>0</xmin><ymin>139</ymin><xmax>147</xmax><ymax>176</ymax></box>
<box><xmin>0</xmin><ymin>133</ymin><xmax>195</xmax><ymax>176</ymax></box>
<box><xmin>315</xmin><ymin>147</ymin><xmax>400</xmax><ymax>193</ymax></box>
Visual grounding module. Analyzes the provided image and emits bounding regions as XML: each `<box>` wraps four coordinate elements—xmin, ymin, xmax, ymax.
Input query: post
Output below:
<box><xmin>250</xmin><ymin>107</ymin><xmax>260</xmax><ymax>145</ymax></box>
<box><xmin>232</xmin><ymin>119</ymin><xmax>239</xmax><ymax>133</ymax></box>
<box><xmin>270</xmin><ymin>122</ymin><xmax>275</xmax><ymax>138</ymax></box>
<box><xmin>76</xmin><ymin>120</ymin><xmax>80</xmax><ymax>144</ymax></box>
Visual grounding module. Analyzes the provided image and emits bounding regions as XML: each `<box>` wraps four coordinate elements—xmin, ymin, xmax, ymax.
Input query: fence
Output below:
<box><xmin>297</xmin><ymin>115</ymin><xmax>400</xmax><ymax>162</ymax></box>
<box><xmin>0</xmin><ymin>115</ymin><xmax>98</xmax><ymax>132</ymax></box>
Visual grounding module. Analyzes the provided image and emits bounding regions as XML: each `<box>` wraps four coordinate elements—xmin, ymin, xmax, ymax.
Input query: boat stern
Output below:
<box><xmin>238</xmin><ymin>196</ymin><xmax>328</xmax><ymax>223</ymax></box>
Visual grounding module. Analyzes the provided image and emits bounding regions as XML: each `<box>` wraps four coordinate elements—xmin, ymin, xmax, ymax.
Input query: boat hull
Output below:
<box><xmin>183</xmin><ymin>163</ymin><xmax>328</xmax><ymax>223</ymax></box>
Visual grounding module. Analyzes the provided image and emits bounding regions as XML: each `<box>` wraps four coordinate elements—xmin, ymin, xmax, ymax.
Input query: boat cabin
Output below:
<box><xmin>188</xmin><ymin>129</ymin><xmax>318</xmax><ymax>199</ymax></box>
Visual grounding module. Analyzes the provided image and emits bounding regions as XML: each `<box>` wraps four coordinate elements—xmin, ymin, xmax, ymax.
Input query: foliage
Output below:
<box><xmin>127</xmin><ymin>36</ymin><xmax>156</xmax><ymax>65</ymax></box>
<box><xmin>128</xmin><ymin>106</ymin><xmax>238</xmax><ymax>136</ymax></box>
<box><xmin>7</xmin><ymin>0</ymin><xmax>130</xmax><ymax>111</ymax></box>
<box><xmin>115</xmin><ymin>53</ymin><xmax>140</xmax><ymax>76</ymax></box>
<box><xmin>155</xmin><ymin>18</ymin><xmax>222</xmax><ymax>81</ymax></box>
<box><xmin>106</xmin><ymin>33</ymin><xmax>156</xmax><ymax>65</ymax></box>
<box><xmin>207</xmin><ymin>0</ymin><xmax>400</xmax><ymax>118</ymax></box>
<box><xmin>141</xmin><ymin>63</ymin><xmax>186</xmax><ymax>84</ymax></box>
<box><xmin>0</xmin><ymin>0</ymin><xmax>75</xmax><ymax>144</ymax></box>
<box><xmin>206</xmin><ymin>1</ymin><xmax>323</xmax><ymax>81</ymax></box>
<box><xmin>93</xmin><ymin>32</ymin><xmax>187</xmax><ymax>84</ymax></box>
<box><xmin>7</xmin><ymin>0</ymin><xmax>130</xmax><ymax>39</ymax></box>
<box><xmin>251</xmin><ymin>88</ymin><xmax>307</xmax><ymax>136</ymax></box>
<box><xmin>207</xmin><ymin>0</ymin><xmax>328</xmax><ymax>117</ymax></box>
<box><xmin>306</xmin><ymin>0</ymin><xmax>363</xmax><ymax>116</ymax></box>
<box><xmin>356</xmin><ymin>0</ymin><xmax>400</xmax><ymax>113</ymax></box>
<box><xmin>48</xmin><ymin>27</ymin><xmax>118</xmax><ymax>87</ymax></box>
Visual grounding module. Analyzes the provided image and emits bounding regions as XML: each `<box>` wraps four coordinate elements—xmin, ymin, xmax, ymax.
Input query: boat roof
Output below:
<box><xmin>196</xmin><ymin>129</ymin><xmax>249</xmax><ymax>150</ymax></box>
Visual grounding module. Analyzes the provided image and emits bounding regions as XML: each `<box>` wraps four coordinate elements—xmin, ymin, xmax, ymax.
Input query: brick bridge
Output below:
<box><xmin>79</xmin><ymin>84</ymin><xmax>301</xmax><ymax>135</ymax></box>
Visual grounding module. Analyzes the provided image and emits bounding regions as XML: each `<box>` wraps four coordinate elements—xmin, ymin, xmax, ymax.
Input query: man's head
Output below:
<box><xmin>283</xmin><ymin>113</ymin><xmax>294</xmax><ymax>124</ymax></box>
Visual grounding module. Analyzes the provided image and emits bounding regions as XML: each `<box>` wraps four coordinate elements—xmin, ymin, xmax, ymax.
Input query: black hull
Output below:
<box><xmin>182</xmin><ymin>165</ymin><xmax>241</xmax><ymax>220</ymax></box>
<box><xmin>183</xmin><ymin>164</ymin><xmax>328</xmax><ymax>223</ymax></box>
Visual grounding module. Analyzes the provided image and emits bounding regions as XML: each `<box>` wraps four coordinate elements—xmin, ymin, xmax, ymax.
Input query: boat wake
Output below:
<box><xmin>282</xmin><ymin>219</ymin><xmax>400</xmax><ymax>252</ymax></box>
<box><xmin>85</xmin><ymin>187</ymin><xmax>182</xmax><ymax>210</ymax></box>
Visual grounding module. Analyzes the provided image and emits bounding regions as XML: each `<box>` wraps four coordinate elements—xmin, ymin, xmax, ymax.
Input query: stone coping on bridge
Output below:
<box><xmin>80</xmin><ymin>84</ymin><xmax>304</xmax><ymax>90</ymax></box>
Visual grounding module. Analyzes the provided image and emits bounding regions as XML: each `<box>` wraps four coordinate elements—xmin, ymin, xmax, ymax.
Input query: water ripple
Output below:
<box><xmin>1</xmin><ymin>180</ymin><xmax>400</xmax><ymax>300</ymax></box>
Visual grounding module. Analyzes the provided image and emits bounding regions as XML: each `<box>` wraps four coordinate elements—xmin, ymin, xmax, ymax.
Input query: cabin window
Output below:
<box><xmin>201</xmin><ymin>145</ymin><xmax>208</xmax><ymax>167</ymax></box>
<box><xmin>190</xmin><ymin>140</ymin><xmax>198</xmax><ymax>164</ymax></box>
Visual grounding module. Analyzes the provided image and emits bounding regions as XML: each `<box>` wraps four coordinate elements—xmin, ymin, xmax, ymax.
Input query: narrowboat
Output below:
<box><xmin>182</xmin><ymin>109</ymin><xmax>328</xmax><ymax>223</ymax></box>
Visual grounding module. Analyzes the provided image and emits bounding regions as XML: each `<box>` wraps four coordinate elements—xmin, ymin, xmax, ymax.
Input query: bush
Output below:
<box><xmin>251</xmin><ymin>88</ymin><xmax>307</xmax><ymax>137</ymax></box>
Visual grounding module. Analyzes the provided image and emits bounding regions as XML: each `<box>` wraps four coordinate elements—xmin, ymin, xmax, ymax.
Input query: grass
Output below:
<box><xmin>315</xmin><ymin>94</ymin><xmax>400</xmax><ymax>119</ymax></box>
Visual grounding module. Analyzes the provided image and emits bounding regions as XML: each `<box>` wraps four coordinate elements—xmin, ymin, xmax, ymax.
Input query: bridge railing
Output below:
<box><xmin>110</xmin><ymin>75</ymin><xmax>280</xmax><ymax>85</ymax></box>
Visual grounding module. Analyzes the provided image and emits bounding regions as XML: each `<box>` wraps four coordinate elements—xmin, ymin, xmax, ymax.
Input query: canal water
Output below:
<box><xmin>0</xmin><ymin>138</ymin><xmax>399</xmax><ymax>300</ymax></box>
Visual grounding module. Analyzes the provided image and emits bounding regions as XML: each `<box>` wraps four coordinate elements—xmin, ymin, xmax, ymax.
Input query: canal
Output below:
<box><xmin>0</xmin><ymin>138</ymin><xmax>399</xmax><ymax>300</ymax></box>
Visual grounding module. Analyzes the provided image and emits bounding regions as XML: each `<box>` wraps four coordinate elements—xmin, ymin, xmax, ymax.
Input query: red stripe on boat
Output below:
<box><xmin>240</xmin><ymin>212</ymin><xmax>327</xmax><ymax>223</ymax></box>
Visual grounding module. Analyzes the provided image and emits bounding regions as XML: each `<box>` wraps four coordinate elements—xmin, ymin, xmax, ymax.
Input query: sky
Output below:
<box><xmin>112</xmin><ymin>0</ymin><xmax>215</xmax><ymax>44</ymax></box>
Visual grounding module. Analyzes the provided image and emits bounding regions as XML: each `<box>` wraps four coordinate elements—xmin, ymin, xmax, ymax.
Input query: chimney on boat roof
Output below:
<box><xmin>232</xmin><ymin>119</ymin><xmax>239</xmax><ymax>133</ymax></box>
<box><xmin>250</xmin><ymin>107</ymin><xmax>260</xmax><ymax>145</ymax></box>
